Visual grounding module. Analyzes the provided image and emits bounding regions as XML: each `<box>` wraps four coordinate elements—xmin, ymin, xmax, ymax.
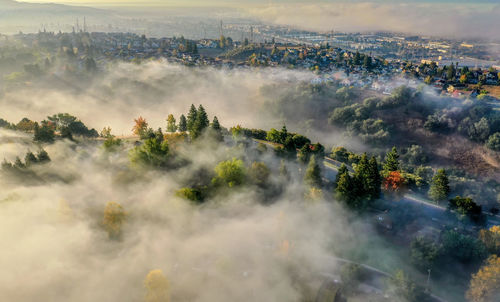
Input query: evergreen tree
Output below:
<box><xmin>354</xmin><ymin>153</ymin><xmax>370</xmax><ymax>197</ymax></box>
<box><xmin>368</xmin><ymin>156</ymin><xmax>381</xmax><ymax>200</ymax></box>
<box><xmin>336</xmin><ymin>171</ymin><xmax>354</xmax><ymax>203</ymax></box>
<box><xmin>186</xmin><ymin>104</ymin><xmax>197</xmax><ymax>132</ymax></box>
<box><xmin>34</xmin><ymin>123</ymin><xmax>55</xmax><ymax>143</ymax></box>
<box><xmin>210</xmin><ymin>116</ymin><xmax>223</xmax><ymax>141</ymax></box>
<box><xmin>178</xmin><ymin>114</ymin><xmax>187</xmax><ymax>132</ymax></box>
<box><xmin>24</xmin><ymin>151</ymin><xmax>37</xmax><ymax>166</ymax></box>
<box><xmin>353</xmin><ymin>51</ymin><xmax>361</xmax><ymax>65</ymax></box>
<box><xmin>335</xmin><ymin>164</ymin><xmax>349</xmax><ymax>188</ymax></box>
<box><xmin>304</xmin><ymin>156</ymin><xmax>322</xmax><ymax>188</ymax></box>
<box><xmin>211</xmin><ymin>116</ymin><xmax>221</xmax><ymax>131</ymax></box>
<box><xmin>383</xmin><ymin>146</ymin><xmax>400</xmax><ymax>173</ymax></box>
<box><xmin>37</xmin><ymin>149</ymin><xmax>50</xmax><ymax>163</ymax></box>
<box><xmin>191</xmin><ymin>105</ymin><xmax>209</xmax><ymax>139</ymax></box>
<box><xmin>166</xmin><ymin>114</ymin><xmax>177</xmax><ymax>132</ymax></box>
<box><xmin>428</xmin><ymin>169</ymin><xmax>450</xmax><ymax>202</ymax></box>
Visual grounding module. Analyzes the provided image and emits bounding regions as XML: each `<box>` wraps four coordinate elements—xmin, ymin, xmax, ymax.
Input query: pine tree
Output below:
<box><xmin>211</xmin><ymin>116</ymin><xmax>221</xmax><ymax>131</ymax></box>
<box><xmin>383</xmin><ymin>146</ymin><xmax>400</xmax><ymax>173</ymax></box>
<box><xmin>210</xmin><ymin>116</ymin><xmax>223</xmax><ymax>141</ymax></box>
<box><xmin>191</xmin><ymin>105</ymin><xmax>209</xmax><ymax>139</ymax></box>
<box><xmin>336</xmin><ymin>171</ymin><xmax>353</xmax><ymax>202</ymax></box>
<box><xmin>354</xmin><ymin>153</ymin><xmax>370</xmax><ymax>197</ymax></box>
<box><xmin>24</xmin><ymin>151</ymin><xmax>37</xmax><ymax>166</ymax></box>
<box><xmin>335</xmin><ymin>164</ymin><xmax>349</xmax><ymax>188</ymax></box>
<box><xmin>304</xmin><ymin>156</ymin><xmax>322</xmax><ymax>188</ymax></box>
<box><xmin>428</xmin><ymin>169</ymin><xmax>450</xmax><ymax>203</ymax></box>
<box><xmin>178</xmin><ymin>114</ymin><xmax>187</xmax><ymax>132</ymax></box>
<box><xmin>186</xmin><ymin>104</ymin><xmax>197</xmax><ymax>132</ymax></box>
<box><xmin>368</xmin><ymin>156</ymin><xmax>381</xmax><ymax>200</ymax></box>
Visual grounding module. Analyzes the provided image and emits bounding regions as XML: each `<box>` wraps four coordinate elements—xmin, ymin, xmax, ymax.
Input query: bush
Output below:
<box><xmin>486</xmin><ymin>132</ymin><xmax>500</xmax><ymax>151</ymax></box>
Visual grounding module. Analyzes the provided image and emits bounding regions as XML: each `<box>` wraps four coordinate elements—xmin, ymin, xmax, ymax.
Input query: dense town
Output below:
<box><xmin>3</xmin><ymin>29</ymin><xmax>499</xmax><ymax>102</ymax></box>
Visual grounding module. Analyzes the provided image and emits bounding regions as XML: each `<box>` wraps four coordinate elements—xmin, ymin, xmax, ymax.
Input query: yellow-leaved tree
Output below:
<box><xmin>102</xmin><ymin>202</ymin><xmax>126</xmax><ymax>239</ymax></box>
<box><xmin>479</xmin><ymin>226</ymin><xmax>500</xmax><ymax>254</ymax></box>
<box><xmin>466</xmin><ymin>255</ymin><xmax>500</xmax><ymax>302</ymax></box>
<box><xmin>144</xmin><ymin>269</ymin><xmax>170</xmax><ymax>302</ymax></box>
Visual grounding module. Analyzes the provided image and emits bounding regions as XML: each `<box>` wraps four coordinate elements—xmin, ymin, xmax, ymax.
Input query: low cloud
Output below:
<box><xmin>247</xmin><ymin>2</ymin><xmax>500</xmax><ymax>40</ymax></box>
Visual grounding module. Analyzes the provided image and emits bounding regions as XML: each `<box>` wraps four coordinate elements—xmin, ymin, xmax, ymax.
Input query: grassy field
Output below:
<box><xmin>483</xmin><ymin>85</ymin><xmax>500</xmax><ymax>99</ymax></box>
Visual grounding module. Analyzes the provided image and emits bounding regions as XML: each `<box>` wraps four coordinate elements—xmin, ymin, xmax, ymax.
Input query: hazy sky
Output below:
<box><xmin>17</xmin><ymin>0</ymin><xmax>500</xmax><ymax>6</ymax></box>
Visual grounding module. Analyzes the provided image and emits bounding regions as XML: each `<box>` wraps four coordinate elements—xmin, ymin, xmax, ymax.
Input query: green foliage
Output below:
<box><xmin>428</xmin><ymin>169</ymin><xmax>450</xmax><ymax>202</ymax></box>
<box><xmin>129</xmin><ymin>137</ymin><xmax>170</xmax><ymax>168</ymax></box>
<box><xmin>212</xmin><ymin>158</ymin><xmax>246</xmax><ymax>188</ymax></box>
<box><xmin>388</xmin><ymin>270</ymin><xmax>430</xmax><ymax>302</ymax></box>
<box><xmin>304</xmin><ymin>156</ymin><xmax>322</xmax><ymax>188</ymax></box>
<box><xmin>176</xmin><ymin>187</ymin><xmax>204</xmax><ymax>203</ymax></box>
<box><xmin>210</xmin><ymin>116</ymin><xmax>223</xmax><ymax>141</ymax></box>
<box><xmin>248</xmin><ymin>162</ymin><xmax>270</xmax><ymax>187</ymax></box>
<box><xmin>34</xmin><ymin>123</ymin><xmax>55</xmax><ymax>143</ymax></box>
<box><xmin>383</xmin><ymin>146</ymin><xmax>400</xmax><ymax>174</ymax></box>
<box><xmin>410</xmin><ymin>236</ymin><xmax>441</xmax><ymax>271</ymax></box>
<box><xmin>448</xmin><ymin>196</ymin><xmax>483</xmax><ymax>223</ymax></box>
<box><xmin>191</xmin><ymin>105</ymin><xmax>209</xmax><ymax>139</ymax></box>
<box><xmin>166</xmin><ymin>114</ymin><xmax>177</xmax><ymax>132</ymax></box>
<box><xmin>486</xmin><ymin>132</ymin><xmax>500</xmax><ymax>151</ymax></box>
<box><xmin>402</xmin><ymin>145</ymin><xmax>428</xmax><ymax>166</ymax></box>
<box><xmin>103</xmin><ymin>137</ymin><xmax>123</xmax><ymax>152</ymax></box>
<box><xmin>186</xmin><ymin>104</ymin><xmax>197</xmax><ymax>132</ymax></box>
<box><xmin>442</xmin><ymin>230</ymin><xmax>487</xmax><ymax>263</ymax></box>
<box><xmin>178</xmin><ymin>114</ymin><xmax>187</xmax><ymax>132</ymax></box>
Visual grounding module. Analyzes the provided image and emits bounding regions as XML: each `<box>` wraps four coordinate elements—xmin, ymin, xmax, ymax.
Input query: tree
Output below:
<box><xmin>442</xmin><ymin>230</ymin><xmax>487</xmax><ymax>263</ymax></box>
<box><xmin>428</xmin><ymin>169</ymin><xmax>450</xmax><ymax>203</ymax></box>
<box><xmin>16</xmin><ymin>118</ymin><xmax>36</xmax><ymax>132</ymax></box>
<box><xmin>212</xmin><ymin>158</ymin><xmax>246</xmax><ymax>188</ymax></box>
<box><xmin>102</xmin><ymin>201</ymin><xmax>126</xmax><ymax>239</ymax></box>
<box><xmin>129</xmin><ymin>138</ymin><xmax>170</xmax><ymax>168</ymax></box>
<box><xmin>410</xmin><ymin>236</ymin><xmax>441</xmax><ymax>271</ymax></box>
<box><xmin>486</xmin><ymin>132</ymin><xmax>500</xmax><ymax>151</ymax></box>
<box><xmin>448</xmin><ymin>196</ymin><xmax>483</xmax><ymax>223</ymax></box>
<box><xmin>144</xmin><ymin>269</ymin><xmax>170</xmax><ymax>302</ymax></box>
<box><xmin>133</xmin><ymin>116</ymin><xmax>149</xmax><ymax>138</ymax></box>
<box><xmin>389</xmin><ymin>270</ymin><xmax>429</xmax><ymax>302</ymax></box>
<box><xmin>479</xmin><ymin>226</ymin><xmax>500</xmax><ymax>254</ymax></box>
<box><xmin>383</xmin><ymin>147</ymin><xmax>400</xmax><ymax>173</ymax></box>
<box><xmin>248</xmin><ymin>162</ymin><xmax>270</xmax><ymax>187</ymax></box>
<box><xmin>178</xmin><ymin>114</ymin><xmax>187</xmax><ymax>132</ymax></box>
<box><xmin>304</xmin><ymin>156</ymin><xmax>322</xmax><ymax>188</ymax></box>
<box><xmin>166</xmin><ymin>114</ymin><xmax>177</xmax><ymax>133</ymax></box>
<box><xmin>210</xmin><ymin>116</ymin><xmax>223</xmax><ymax>141</ymax></box>
<box><xmin>33</xmin><ymin>123</ymin><xmax>55</xmax><ymax>143</ymax></box>
<box><xmin>186</xmin><ymin>104</ymin><xmax>197</xmax><ymax>132</ymax></box>
<box><xmin>335</xmin><ymin>171</ymin><xmax>356</xmax><ymax>205</ymax></box>
<box><xmin>466</xmin><ymin>255</ymin><xmax>500</xmax><ymax>302</ymax></box>
<box><xmin>24</xmin><ymin>151</ymin><xmax>37</xmax><ymax>166</ymax></box>
<box><xmin>47</xmin><ymin>113</ymin><xmax>77</xmax><ymax>130</ymax></box>
<box><xmin>37</xmin><ymin>149</ymin><xmax>50</xmax><ymax>163</ymax></box>
<box><xmin>334</xmin><ymin>164</ymin><xmax>349</xmax><ymax>188</ymax></box>
<box><xmin>367</xmin><ymin>156</ymin><xmax>381</xmax><ymax>200</ymax></box>
<box><xmin>353</xmin><ymin>51</ymin><xmax>361</xmax><ymax>65</ymax></box>
<box><xmin>100</xmin><ymin>127</ymin><xmax>113</xmax><ymax>138</ymax></box>
<box><xmin>383</xmin><ymin>171</ymin><xmax>406</xmax><ymax>198</ymax></box>
<box><xmin>191</xmin><ymin>105</ymin><xmax>209</xmax><ymax>139</ymax></box>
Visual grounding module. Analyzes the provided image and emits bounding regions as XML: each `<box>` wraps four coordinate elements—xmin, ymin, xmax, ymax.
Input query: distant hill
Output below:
<box><xmin>0</xmin><ymin>1</ymin><xmax>110</xmax><ymax>33</ymax></box>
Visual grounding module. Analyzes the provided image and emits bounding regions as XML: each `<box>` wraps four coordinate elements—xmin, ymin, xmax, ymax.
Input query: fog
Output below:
<box><xmin>0</xmin><ymin>61</ymin><xmax>317</xmax><ymax>134</ymax></box>
<box><xmin>0</xmin><ymin>127</ymin><xmax>365</xmax><ymax>301</ymax></box>
<box><xmin>247</xmin><ymin>2</ymin><xmax>500</xmax><ymax>40</ymax></box>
